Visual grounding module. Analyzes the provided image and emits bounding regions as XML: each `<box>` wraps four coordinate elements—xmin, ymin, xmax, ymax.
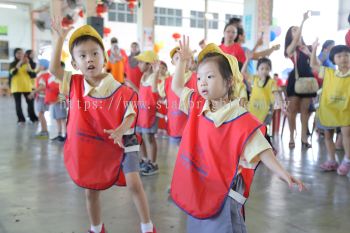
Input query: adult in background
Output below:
<box><xmin>345</xmin><ymin>13</ymin><xmax>350</xmax><ymax>47</ymax></box>
<box><xmin>106</xmin><ymin>37</ymin><xmax>128</xmax><ymax>83</ymax></box>
<box><xmin>125</xmin><ymin>42</ymin><xmax>142</xmax><ymax>91</ymax></box>
<box><xmin>284</xmin><ymin>11</ymin><xmax>316</xmax><ymax>149</ymax></box>
<box><xmin>9</xmin><ymin>48</ymin><xmax>38</xmax><ymax>125</ymax></box>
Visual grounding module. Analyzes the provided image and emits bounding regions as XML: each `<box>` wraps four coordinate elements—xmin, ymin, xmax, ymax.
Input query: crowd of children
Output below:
<box><xmin>7</xmin><ymin>10</ymin><xmax>350</xmax><ymax>233</ymax></box>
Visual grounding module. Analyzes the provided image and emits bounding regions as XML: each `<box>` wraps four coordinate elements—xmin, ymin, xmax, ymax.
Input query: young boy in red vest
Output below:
<box><xmin>49</xmin><ymin>19</ymin><xmax>156</xmax><ymax>233</ymax></box>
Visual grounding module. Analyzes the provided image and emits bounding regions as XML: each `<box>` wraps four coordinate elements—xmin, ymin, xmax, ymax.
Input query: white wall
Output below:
<box><xmin>0</xmin><ymin>3</ymin><xmax>32</xmax><ymax>62</ymax></box>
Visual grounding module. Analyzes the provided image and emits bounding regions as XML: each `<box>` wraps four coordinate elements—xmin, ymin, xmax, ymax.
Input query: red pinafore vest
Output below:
<box><xmin>137</xmin><ymin>84</ymin><xmax>158</xmax><ymax>128</ymax></box>
<box><xmin>164</xmin><ymin>72</ymin><xmax>197</xmax><ymax>138</ymax></box>
<box><xmin>44</xmin><ymin>74</ymin><xmax>60</xmax><ymax>104</ymax></box>
<box><xmin>170</xmin><ymin>92</ymin><xmax>266</xmax><ymax>219</ymax></box>
<box><xmin>64</xmin><ymin>74</ymin><xmax>137</xmax><ymax>189</ymax></box>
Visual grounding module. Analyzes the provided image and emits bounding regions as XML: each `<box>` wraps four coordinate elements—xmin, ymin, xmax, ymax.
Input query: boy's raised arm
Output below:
<box><xmin>49</xmin><ymin>17</ymin><xmax>73</xmax><ymax>81</ymax></box>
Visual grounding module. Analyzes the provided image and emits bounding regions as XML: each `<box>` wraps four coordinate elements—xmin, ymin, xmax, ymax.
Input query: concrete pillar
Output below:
<box><xmin>243</xmin><ymin>0</ymin><xmax>273</xmax><ymax>50</ymax></box>
<box><xmin>85</xmin><ymin>0</ymin><xmax>97</xmax><ymax>17</ymax></box>
<box><xmin>137</xmin><ymin>0</ymin><xmax>155</xmax><ymax>50</ymax></box>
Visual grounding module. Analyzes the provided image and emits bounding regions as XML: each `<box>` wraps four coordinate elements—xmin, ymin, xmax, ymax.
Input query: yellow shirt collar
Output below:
<box><xmin>83</xmin><ymin>73</ymin><xmax>119</xmax><ymax>97</ymax></box>
<box><xmin>200</xmin><ymin>98</ymin><xmax>246</xmax><ymax>127</ymax></box>
<box><xmin>335</xmin><ymin>69</ymin><xmax>350</xmax><ymax>78</ymax></box>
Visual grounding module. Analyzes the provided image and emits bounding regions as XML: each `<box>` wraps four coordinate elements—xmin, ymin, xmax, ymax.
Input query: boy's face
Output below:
<box><xmin>72</xmin><ymin>40</ymin><xmax>105</xmax><ymax>78</ymax></box>
<box><xmin>138</xmin><ymin>61</ymin><xmax>149</xmax><ymax>72</ymax></box>
<box><xmin>334</xmin><ymin>52</ymin><xmax>350</xmax><ymax>68</ymax></box>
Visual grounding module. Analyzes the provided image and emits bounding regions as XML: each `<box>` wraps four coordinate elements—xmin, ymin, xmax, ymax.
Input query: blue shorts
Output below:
<box><xmin>122</xmin><ymin>152</ymin><xmax>139</xmax><ymax>174</ymax></box>
<box><xmin>35</xmin><ymin>97</ymin><xmax>49</xmax><ymax>113</ymax></box>
<box><xmin>50</xmin><ymin>102</ymin><xmax>67</xmax><ymax>120</ymax></box>
<box><xmin>136</xmin><ymin>117</ymin><xmax>159</xmax><ymax>134</ymax></box>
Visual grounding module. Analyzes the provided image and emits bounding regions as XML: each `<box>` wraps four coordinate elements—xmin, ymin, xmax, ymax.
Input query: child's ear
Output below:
<box><xmin>71</xmin><ymin>60</ymin><xmax>79</xmax><ymax>70</ymax></box>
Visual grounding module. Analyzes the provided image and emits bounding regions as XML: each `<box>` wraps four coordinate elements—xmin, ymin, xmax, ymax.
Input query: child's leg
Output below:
<box><xmin>148</xmin><ymin>133</ymin><xmax>157</xmax><ymax>164</ymax></box>
<box><xmin>140</xmin><ymin>133</ymin><xmax>148</xmax><ymax>161</ymax></box>
<box><xmin>85</xmin><ymin>189</ymin><xmax>102</xmax><ymax>226</ymax></box>
<box><xmin>287</xmin><ymin>97</ymin><xmax>299</xmax><ymax>145</ymax></box>
<box><xmin>60</xmin><ymin>119</ymin><xmax>67</xmax><ymax>136</ymax></box>
<box><xmin>341</xmin><ymin>126</ymin><xmax>350</xmax><ymax>160</ymax></box>
<box><xmin>38</xmin><ymin>111</ymin><xmax>48</xmax><ymax>132</ymax></box>
<box><xmin>337</xmin><ymin>126</ymin><xmax>350</xmax><ymax>175</ymax></box>
<box><xmin>324</xmin><ymin>129</ymin><xmax>335</xmax><ymax>161</ymax></box>
<box><xmin>125</xmin><ymin>172</ymin><xmax>151</xmax><ymax>223</ymax></box>
<box><xmin>56</xmin><ymin>119</ymin><xmax>62</xmax><ymax>135</ymax></box>
<box><xmin>335</xmin><ymin>130</ymin><xmax>343</xmax><ymax>150</ymax></box>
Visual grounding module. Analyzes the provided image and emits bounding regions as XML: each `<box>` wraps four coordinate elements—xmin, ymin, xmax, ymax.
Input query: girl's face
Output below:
<box><xmin>138</xmin><ymin>61</ymin><xmax>150</xmax><ymax>72</ymax></box>
<box><xmin>291</xmin><ymin>26</ymin><xmax>299</xmax><ymax>38</ymax></box>
<box><xmin>159</xmin><ymin>63</ymin><xmax>167</xmax><ymax>76</ymax></box>
<box><xmin>257</xmin><ymin>63</ymin><xmax>271</xmax><ymax>78</ymax></box>
<box><xmin>15</xmin><ymin>50</ymin><xmax>24</xmax><ymax>60</ymax></box>
<box><xmin>334</xmin><ymin>52</ymin><xmax>350</xmax><ymax>68</ymax></box>
<box><xmin>131</xmin><ymin>43</ymin><xmax>139</xmax><ymax>53</ymax></box>
<box><xmin>197</xmin><ymin>60</ymin><xmax>230</xmax><ymax>101</ymax></box>
<box><xmin>224</xmin><ymin>25</ymin><xmax>237</xmax><ymax>44</ymax></box>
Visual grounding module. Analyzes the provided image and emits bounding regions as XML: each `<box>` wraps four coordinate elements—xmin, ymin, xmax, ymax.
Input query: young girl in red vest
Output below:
<box><xmin>135</xmin><ymin>51</ymin><xmax>160</xmax><ymax>176</ymax></box>
<box><xmin>50</xmin><ymin>20</ymin><xmax>156</xmax><ymax>233</ymax></box>
<box><xmin>160</xmin><ymin>47</ymin><xmax>197</xmax><ymax>144</ymax></box>
<box><xmin>156</xmin><ymin>61</ymin><xmax>169</xmax><ymax>135</ymax></box>
<box><xmin>170</xmin><ymin>36</ymin><xmax>305</xmax><ymax>233</ymax></box>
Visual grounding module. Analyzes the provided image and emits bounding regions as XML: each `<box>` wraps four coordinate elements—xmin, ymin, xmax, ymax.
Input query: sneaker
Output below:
<box><xmin>17</xmin><ymin>121</ymin><xmax>25</xmax><ymax>127</ymax></box>
<box><xmin>88</xmin><ymin>223</ymin><xmax>106</xmax><ymax>233</ymax></box>
<box><xmin>320</xmin><ymin>161</ymin><xmax>338</xmax><ymax>172</ymax></box>
<box><xmin>35</xmin><ymin>131</ymin><xmax>49</xmax><ymax>139</ymax></box>
<box><xmin>144</xmin><ymin>226</ymin><xmax>157</xmax><ymax>233</ymax></box>
<box><xmin>51</xmin><ymin>135</ymin><xmax>65</xmax><ymax>142</ymax></box>
<box><xmin>337</xmin><ymin>159</ymin><xmax>350</xmax><ymax>176</ymax></box>
<box><xmin>140</xmin><ymin>160</ymin><xmax>149</xmax><ymax>172</ymax></box>
<box><xmin>141</xmin><ymin>162</ymin><xmax>159</xmax><ymax>176</ymax></box>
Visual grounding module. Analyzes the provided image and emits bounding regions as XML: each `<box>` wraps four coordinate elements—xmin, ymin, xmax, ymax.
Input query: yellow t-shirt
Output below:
<box><xmin>179</xmin><ymin>87</ymin><xmax>272</xmax><ymax>164</ymax></box>
<box><xmin>10</xmin><ymin>64</ymin><xmax>33</xmax><ymax>93</ymax></box>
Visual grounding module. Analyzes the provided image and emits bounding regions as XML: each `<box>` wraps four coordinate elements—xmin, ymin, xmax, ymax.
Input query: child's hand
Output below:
<box><xmin>285</xmin><ymin>175</ymin><xmax>306</xmax><ymax>192</ymax></box>
<box><xmin>51</xmin><ymin>16</ymin><xmax>74</xmax><ymax>39</ymax></box>
<box><xmin>312</xmin><ymin>38</ymin><xmax>319</xmax><ymax>50</ymax></box>
<box><xmin>104</xmin><ymin>128</ymin><xmax>124</xmax><ymax>148</ymax></box>
<box><xmin>272</xmin><ymin>44</ymin><xmax>280</xmax><ymax>51</ymax></box>
<box><xmin>303</xmin><ymin>11</ymin><xmax>310</xmax><ymax>22</ymax></box>
<box><xmin>28</xmin><ymin>92</ymin><xmax>35</xmax><ymax>100</ymax></box>
<box><xmin>152</xmin><ymin>60</ymin><xmax>160</xmax><ymax>74</ymax></box>
<box><xmin>178</xmin><ymin>35</ymin><xmax>193</xmax><ymax>62</ymax></box>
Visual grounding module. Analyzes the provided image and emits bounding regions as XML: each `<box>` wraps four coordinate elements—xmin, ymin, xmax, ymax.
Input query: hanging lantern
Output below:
<box><xmin>96</xmin><ymin>3</ymin><xmax>108</xmax><ymax>16</ymax></box>
<box><xmin>61</xmin><ymin>16</ymin><xmax>74</xmax><ymax>27</ymax></box>
<box><xmin>127</xmin><ymin>0</ymin><xmax>137</xmax><ymax>14</ymax></box>
<box><xmin>172</xmin><ymin>32</ymin><xmax>181</xmax><ymax>41</ymax></box>
<box><xmin>78</xmin><ymin>9</ymin><xmax>84</xmax><ymax>18</ymax></box>
<box><xmin>103</xmin><ymin>27</ymin><xmax>111</xmax><ymax>36</ymax></box>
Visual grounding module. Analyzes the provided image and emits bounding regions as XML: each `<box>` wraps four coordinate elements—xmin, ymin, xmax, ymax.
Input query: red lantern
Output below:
<box><xmin>127</xmin><ymin>0</ymin><xmax>137</xmax><ymax>14</ymax></box>
<box><xmin>172</xmin><ymin>33</ymin><xmax>181</xmax><ymax>40</ymax></box>
<box><xmin>96</xmin><ymin>3</ymin><xmax>108</xmax><ymax>16</ymax></box>
<box><xmin>78</xmin><ymin>9</ymin><xmax>84</xmax><ymax>18</ymax></box>
<box><xmin>103</xmin><ymin>27</ymin><xmax>111</xmax><ymax>36</ymax></box>
<box><xmin>61</xmin><ymin>16</ymin><xmax>74</xmax><ymax>28</ymax></box>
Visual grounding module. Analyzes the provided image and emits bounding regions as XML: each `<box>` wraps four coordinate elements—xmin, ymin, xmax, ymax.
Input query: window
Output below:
<box><xmin>108</xmin><ymin>2</ymin><xmax>137</xmax><ymax>23</ymax></box>
<box><xmin>225</xmin><ymin>14</ymin><xmax>242</xmax><ymax>23</ymax></box>
<box><xmin>154</xmin><ymin>7</ymin><xmax>182</xmax><ymax>26</ymax></box>
<box><xmin>190</xmin><ymin>11</ymin><xmax>219</xmax><ymax>29</ymax></box>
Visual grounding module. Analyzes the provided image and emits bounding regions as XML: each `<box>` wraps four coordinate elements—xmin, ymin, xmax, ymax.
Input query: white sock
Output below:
<box><xmin>141</xmin><ymin>221</ymin><xmax>153</xmax><ymax>233</ymax></box>
<box><xmin>91</xmin><ymin>223</ymin><xmax>102</xmax><ymax>233</ymax></box>
<box><xmin>343</xmin><ymin>156</ymin><xmax>350</xmax><ymax>163</ymax></box>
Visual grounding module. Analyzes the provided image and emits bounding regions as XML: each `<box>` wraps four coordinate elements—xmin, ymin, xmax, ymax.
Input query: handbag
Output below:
<box><xmin>294</xmin><ymin>51</ymin><xmax>319</xmax><ymax>94</ymax></box>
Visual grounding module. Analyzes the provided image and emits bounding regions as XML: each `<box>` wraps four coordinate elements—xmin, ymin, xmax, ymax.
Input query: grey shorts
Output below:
<box><xmin>122</xmin><ymin>152</ymin><xmax>140</xmax><ymax>174</ymax></box>
<box><xmin>50</xmin><ymin>102</ymin><xmax>67</xmax><ymax>120</ymax></box>
<box><xmin>35</xmin><ymin>97</ymin><xmax>49</xmax><ymax>113</ymax></box>
<box><xmin>136</xmin><ymin>117</ymin><xmax>159</xmax><ymax>134</ymax></box>
<box><xmin>187</xmin><ymin>198</ymin><xmax>247</xmax><ymax>233</ymax></box>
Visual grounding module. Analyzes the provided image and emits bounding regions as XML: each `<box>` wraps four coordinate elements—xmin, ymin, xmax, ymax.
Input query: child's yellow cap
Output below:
<box><xmin>170</xmin><ymin>47</ymin><xmax>179</xmax><ymax>59</ymax></box>
<box><xmin>198</xmin><ymin>43</ymin><xmax>245</xmax><ymax>99</ymax></box>
<box><xmin>134</xmin><ymin>50</ymin><xmax>159</xmax><ymax>63</ymax></box>
<box><xmin>68</xmin><ymin>25</ymin><xmax>105</xmax><ymax>54</ymax></box>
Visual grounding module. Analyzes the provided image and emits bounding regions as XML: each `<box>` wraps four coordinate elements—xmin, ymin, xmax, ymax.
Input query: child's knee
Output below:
<box><xmin>126</xmin><ymin>174</ymin><xmax>143</xmax><ymax>194</ymax></box>
<box><xmin>85</xmin><ymin>189</ymin><xmax>100</xmax><ymax>201</ymax></box>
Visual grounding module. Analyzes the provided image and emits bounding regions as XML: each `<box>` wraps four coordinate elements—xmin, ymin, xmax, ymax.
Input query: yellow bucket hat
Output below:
<box><xmin>197</xmin><ymin>43</ymin><xmax>246</xmax><ymax>99</ymax></box>
<box><xmin>68</xmin><ymin>25</ymin><xmax>105</xmax><ymax>55</ymax></box>
<box><xmin>170</xmin><ymin>46</ymin><xmax>179</xmax><ymax>59</ymax></box>
<box><xmin>135</xmin><ymin>50</ymin><xmax>159</xmax><ymax>63</ymax></box>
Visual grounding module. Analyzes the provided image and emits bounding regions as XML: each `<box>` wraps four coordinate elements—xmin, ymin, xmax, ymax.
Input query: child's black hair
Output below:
<box><xmin>70</xmin><ymin>35</ymin><xmax>104</xmax><ymax>60</ymax></box>
<box><xmin>329</xmin><ymin>45</ymin><xmax>350</xmax><ymax>64</ymax></box>
<box><xmin>256</xmin><ymin>57</ymin><xmax>272</xmax><ymax>87</ymax></box>
<box><xmin>199</xmin><ymin>53</ymin><xmax>235</xmax><ymax>99</ymax></box>
<box><xmin>321</xmin><ymin>40</ymin><xmax>335</xmax><ymax>51</ymax></box>
<box><xmin>234</xmin><ymin>27</ymin><xmax>244</xmax><ymax>43</ymax></box>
